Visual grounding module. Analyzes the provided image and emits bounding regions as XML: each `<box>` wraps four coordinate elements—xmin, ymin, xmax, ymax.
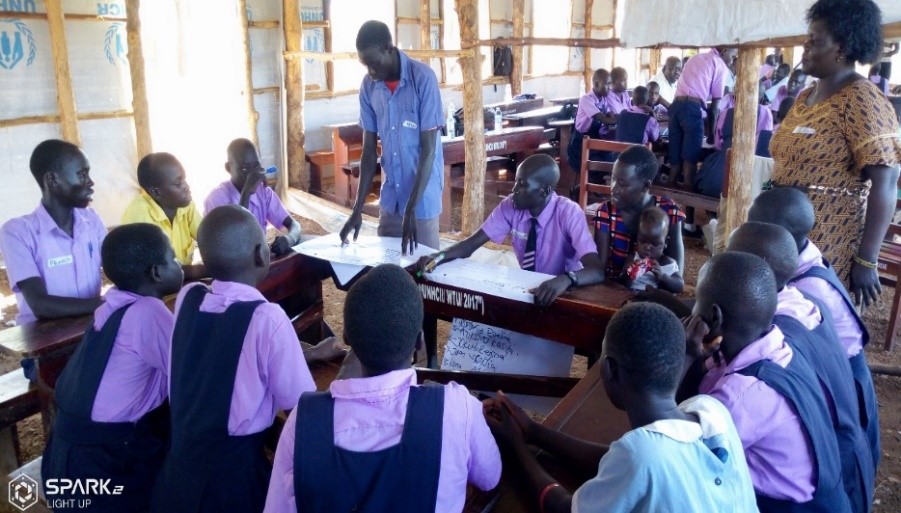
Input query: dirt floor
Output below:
<box><xmin>1</xmin><ymin>193</ymin><xmax>900</xmax><ymax>510</ymax></box>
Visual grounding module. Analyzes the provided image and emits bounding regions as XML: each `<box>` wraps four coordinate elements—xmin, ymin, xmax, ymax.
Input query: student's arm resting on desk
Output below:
<box><xmin>401</xmin><ymin>129</ymin><xmax>439</xmax><ymax>254</ymax></box>
<box><xmin>413</xmin><ymin>229</ymin><xmax>491</xmax><ymax>275</ymax></box>
<box><xmin>15</xmin><ymin>277</ymin><xmax>102</xmax><ymax>319</ymax></box>
<box><xmin>271</xmin><ymin>215</ymin><xmax>302</xmax><ymax>256</ymax></box>
<box><xmin>532</xmin><ymin>252</ymin><xmax>605</xmax><ymax>308</ymax></box>
<box><xmin>339</xmin><ymin>131</ymin><xmax>380</xmax><ymax>243</ymax></box>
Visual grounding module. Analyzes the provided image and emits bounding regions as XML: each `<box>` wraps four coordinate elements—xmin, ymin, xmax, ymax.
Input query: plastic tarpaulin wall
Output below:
<box><xmin>617</xmin><ymin>0</ymin><xmax>901</xmax><ymax>48</ymax></box>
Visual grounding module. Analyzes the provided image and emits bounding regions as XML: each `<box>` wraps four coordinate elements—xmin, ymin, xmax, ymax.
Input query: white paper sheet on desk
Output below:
<box><xmin>292</xmin><ymin>234</ymin><xmax>437</xmax><ymax>286</ymax></box>
<box><xmin>765</xmin><ymin>77</ymin><xmax>789</xmax><ymax>102</ymax></box>
<box><xmin>422</xmin><ymin>259</ymin><xmax>554</xmax><ymax>303</ymax></box>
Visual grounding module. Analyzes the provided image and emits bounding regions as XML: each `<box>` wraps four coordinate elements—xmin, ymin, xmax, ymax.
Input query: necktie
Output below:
<box><xmin>522</xmin><ymin>218</ymin><xmax>538</xmax><ymax>271</ymax></box>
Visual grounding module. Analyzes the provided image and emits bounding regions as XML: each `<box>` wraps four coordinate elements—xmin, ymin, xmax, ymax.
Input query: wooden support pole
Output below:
<box><xmin>649</xmin><ymin>48</ymin><xmax>661</xmax><ymax>77</ymax></box>
<box><xmin>238</xmin><ymin>0</ymin><xmax>259</xmax><ymax>147</ymax></box>
<box><xmin>45</xmin><ymin>0</ymin><xmax>79</xmax><ymax>145</ymax></box>
<box><xmin>323</xmin><ymin>0</ymin><xmax>334</xmax><ymax>94</ymax></box>
<box><xmin>583</xmin><ymin>0</ymin><xmax>594</xmax><ymax>91</ymax></box>
<box><xmin>125</xmin><ymin>0</ymin><xmax>151</xmax><ymax>158</ymax></box>
<box><xmin>723</xmin><ymin>48</ymin><xmax>762</xmax><ymax>247</ymax></box>
<box><xmin>510</xmin><ymin>0</ymin><xmax>525</xmax><ymax>97</ymax></box>
<box><xmin>284</xmin><ymin>0</ymin><xmax>307</xmax><ymax>189</ymax></box>
<box><xmin>456</xmin><ymin>0</ymin><xmax>487</xmax><ymax>235</ymax></box>
<box><xmin>438</xmin><ymin>0</ymin><xmax>446</xmax><ymax>83</ymax></box>
<box><xmin>781</xmin><ymin>46</ymin><xmax>795</xmax><ymax>66</ymax></box>
<box><xmin>420</xmin><ymin>0</ymin><xmax>431</xmax><ymax>63</ymax></box>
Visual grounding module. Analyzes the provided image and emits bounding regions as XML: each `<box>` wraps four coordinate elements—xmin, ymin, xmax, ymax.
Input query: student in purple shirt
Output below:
<box><xmin>264</xmin><ymin>264</ymin><xmax>501</xmax><ymax>513</ymax></box>
<box><xmin>607</xmin><ymin>67</ymin><xmax>633</xmax><ymax>115</ymax></box>
<box><xmin>748</xmin><ymin>187</ymin><xmax>880</xmax><ymax>475</ymax></box>
<box><xmin>0</xmin><ymin>139</ymin><xmax>105</xmax><ymax>325</ymax></box>
<box><xmin>152</xmin><ymin>205</ymin><xmax>315</xmax><ymax>513</ymax></box>
<box><xmin>727</xmin><ymin>222</ymin><xmax>874</xmax><ymax>513</ymax></box>
<box><xmin>618</xmin><ymin>86</ymin><xmax>661</xmax><ymax>144</ymax></box>
<box><xmin>414</xmin><ymin>154</ymin><xmax>603</xmax><ymax>307</ymax></box>
<box><xmin>770</xmin><ymin>69</ymin><xmax>808</xmax><ymax>116</ymax></box>
<box><xmin>204</xmin><ymin>138</ymin><xmax>302</xmax><ymax>256</ymax></box>
<box><xmin>340</xmin><ymin>20</ymin><xmax>445</xmax><ymax>255</ymax></box>
<box><xmin>681</xmin><ymin>252</ymin><xmax>851</xmax><ymax>512</ymax></box>
<box><xmin>42</xmin><ymin>224</ymin><xmax>182</xmax><ymax>513</ymax></box>
<box><xmin>574</xmin><ymin>68</ymin><xmax>617</xmax><ymax>137</ymax></box>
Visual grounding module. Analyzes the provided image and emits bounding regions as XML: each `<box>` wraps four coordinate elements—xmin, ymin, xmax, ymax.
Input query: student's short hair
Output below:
<box><xmin>592</xmin><ymin>68</ymin><xmax>609</xmax><ymax>81</ymax></box>
<box><xmin>807</xmin><ymin>0</ymin><xmax>883</xmax><ymax>64</ymax></box>
<box><xmin>747</xmin><ymin>187</ymin><xmax>815</xmax><ymax>251</ymax></box>
<box><xmin>639</xmin><ymin>205</ymin><xmax>668</xmax><ymax>232</ymax></box>
<box><xmin>647</xmin><ymin>81</ymin><xmax>660</xmax><ymax>90</ymax></box>
<box><xmin>699</xmin><ymin>252</ymin><xmax>778</xmax><ymax>332</ymax></box>
<box><xmin>604</xmin><ymin>302</ymin><xmax>685</xmax><ymax>394</ymax></box>
<box><xmin>102</xmin><ymin>223</ymin><xmax>171</xmax><ymax>292</ymax></box>
<box><xmin>226</xmin><ymin>138</ymin><xmax>256</xmax><ymax>162</ymax></box>
<box><xmin>617</xmin><ymin>145</ymin><xmax>658</xmax><ymax>182</ymax></box>
<box><xmin>137</xmin><ymin>152</ymin><xmax>180</xmax><ymax>190</ymax></box>
<box><xmin>29</xmin><ymin>139</ymin><xmax>81</xmax><ymax>189</ymax></box>
<box><xmin>344</xmin><ymin>264</ymin><xmax>423</xmax><ymax>374</ymax></box>
<box><xmin>632</xmin><ymin>86</ymin><xmax>649</xmax><ymax>105</ymax></box>
<box><xmin>356</xmin><ymin>20</ymin><xmax>393</xmax><ymax>52</ymax></box>
<box><xmin>664</xmin><ymin>56</ymin><xmax>681</xmax><ymax>67</ymax></box>
<box><xmin>776</xmin><ymin>63</ymin><xmax>791</xmax><ymax>75</ymax></box>
<box><xmin>728</xmin><ymin>222</ymin><xmax>799</xmax><ymax>289</ymax></box>
<box><xmin>610</xmin><ymin>67</ymin><xmax>627</xmax><ymax>80</ymax></box>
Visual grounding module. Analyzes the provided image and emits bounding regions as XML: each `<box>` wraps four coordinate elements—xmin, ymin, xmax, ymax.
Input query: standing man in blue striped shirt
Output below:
<box><xmin>340</xmin><ymin>20</ymin><xmax>445</xmax><ymax>254</ymax></box>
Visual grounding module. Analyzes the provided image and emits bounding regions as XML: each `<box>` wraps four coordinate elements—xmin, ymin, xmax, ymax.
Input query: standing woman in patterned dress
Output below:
<box><xmin>769</xmin><ymin>0</ymin><xmax>901</xmax><ymax>308</ymax></box>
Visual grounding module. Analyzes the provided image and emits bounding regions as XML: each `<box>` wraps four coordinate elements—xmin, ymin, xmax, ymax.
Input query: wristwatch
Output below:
<box><xmin>566</xmin><ymin>271</ymin><xmax>579</xmax><ymax>288</ymax></box>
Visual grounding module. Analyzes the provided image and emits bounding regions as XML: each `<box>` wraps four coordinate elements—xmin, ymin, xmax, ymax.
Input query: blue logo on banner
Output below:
<box><xmin>96</xmin><ymin>2</ymin><xmax>124</xmax><ymax>16</ymax></box>
<box><xmin>104</xmin><ymin>23</ymin><xmax>127</xmax><ymax>65</ymax></box>
<box><xmin>0</xmin><ymin>1</ymin><xmax>37</xmax><ymax>14</ymax></box>
<box><xmin>0</xmin><ymin>19</ymin><xmax>36</xmax><ymax>70</ymax></box>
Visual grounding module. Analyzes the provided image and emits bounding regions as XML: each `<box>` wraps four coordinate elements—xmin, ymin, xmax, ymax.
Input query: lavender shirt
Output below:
<box><xmin>793</xmin><ymin>241</ymin><xmax>864</xmax><ymax>357</ymax></box>
<box><xmin>0</xmin><ymin>203</ymin><xmax>106</xmax><ymax>324</ymax></box>
<box><xmin>699</xmin><ymin>326</ymin><xmax>817</xmax><ymax>502</ymax></box>
<box><xmin>606</xmin><ymin>90</ymin><xmax>632</xmax><ymax>115</ymax></box>
<box><xmin>776</xmin><ymin>285</ymin><xmax>822</xmax><ymax>331</ymax></box>
<box><xmin>480</xmin><ymin>192</ymin><xmax>597</xmax><ymax>275</ymax></box>
<box><xmin>204</xmin><ymin>181</ymin><xmax>291</xmax><ymax>231</ymax></box>
<box><xmin>91</xmin><ymin>288</ymin><xmax>171</xmax><ymax>422</ymax></box>
<box><xmin>575</xmin><ymin>91</ymin><xmax>613</xmax><ymax>135</ymax></box>
<box><xmin>715</xmin><ymin>104</ymin><xmax>774</xmax><ymax>150</ymax></box>
<box><xmin>675</xmin><ymin>49</ymin><xmax>729</xmax><ymax>101</ymax></box>
<box><xmin>170</xmin><ymin>281</ymin><xmax>315</xmax><ymax>436</ymax></box>
<box><xmin>770</xmin><ymin>86</ymin><xmax>790</xmax><ymax>115</ymax></box>
<box><xmin>263</xmin><ymin>369</ymin><xmax>502</xmax><ymax>513</ymax></box>
<box><xmin>624</xmin><ymin>105</ymin><xmax>661</xmax><ymax>144</ymax></box>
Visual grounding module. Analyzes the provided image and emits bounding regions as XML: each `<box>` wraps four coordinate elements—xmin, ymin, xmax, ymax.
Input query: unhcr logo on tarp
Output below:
<box><xmin>0</xmin><ymin>19</ymin><xmax>36</xmax><ymax>70</ymax></box>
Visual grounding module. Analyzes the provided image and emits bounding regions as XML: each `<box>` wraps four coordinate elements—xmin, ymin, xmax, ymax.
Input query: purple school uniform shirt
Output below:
<box><xmin>91</xmin><ymin>288</ymin><xmax>171</xmax><ymax>423</ymax></box>
<box><xmin>793</xmin><ymin>240</ymin><xmax>864</xmax><ymax>357</ymax></box>
<box><xmin>0</xmin><ymin>203</ymin><xmax>106</xmax><ymax>324</ymax></box>
<box><xmin>699</xmin><ymin>326</ymin><xmax>817</xmax><ymax>503</ymax></box>
<box><xmin>776</xmin><ymin>285</ymin><xmax>822</xmax><ymax>331</ymax></box>
<box><xmin>263</xmin><ymin>368</ymin><xmax>501</xmax><ymax>513</ymax></box>
<box><xmin>675</xmin><ymin>48</ymin><xmax>729</xmax><ymax>101</ymax></box>
<box><xmin>203</xmin><ymin>181</ymin><xmax>291</xmax><ymax>231</ymax></box>
<box><xmin>170</xmin><ymin>281</ymin><xmax>315</xmax><ymax>436</ymax></box>
<box><xmin>625</xmin><ymin>105</ymin><xmax>661</xmax><ymax>143</ymax></box>
<box><xmin>770</xmin><ymin>86</ymin><xmax>790</xmax><ymax>115</ymax></box>
<box><xmin>575</xmin><ymin>91</ymin><xmax>613</xmax><ymax>135</ymax></box>
<box><xmin>480</xmin><ymin>192</ymin><xmax>597</xmax><ymax>275</ymax></box>
<box><xmin>606</xmin><ymin>90</ymin><xmax>632</xmax><ymax>115</ymax></box>
<box><xmin>714</xmin><ymin>103</ymin><xmax>773</xmax><ymax>150</ymax></box>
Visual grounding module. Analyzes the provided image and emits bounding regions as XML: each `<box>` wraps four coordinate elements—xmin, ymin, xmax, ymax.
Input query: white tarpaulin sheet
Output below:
<box><xmin>617</xmin><ymin>0</ymin><xmax>901</xmax><ymax>48</ymax></box>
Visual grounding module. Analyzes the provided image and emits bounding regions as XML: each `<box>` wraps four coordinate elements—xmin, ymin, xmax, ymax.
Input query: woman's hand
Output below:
<box><xmin>849</xmin><ymin>260</ymin><xmax>882</xmax><ymax>309</ymax></box>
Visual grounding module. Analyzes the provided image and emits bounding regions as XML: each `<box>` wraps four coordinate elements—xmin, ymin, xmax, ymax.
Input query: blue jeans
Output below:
<box><xmin>668</xmin><ymin>99</ymin><xmax>704</xmax><ymax>167</ymax></box>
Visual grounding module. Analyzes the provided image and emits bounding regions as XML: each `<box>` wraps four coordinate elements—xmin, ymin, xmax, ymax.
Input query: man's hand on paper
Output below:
<box><xmin>530</xmin><ymin>275</ymin><xmax>570</xmax><ymax>308</ymax></box>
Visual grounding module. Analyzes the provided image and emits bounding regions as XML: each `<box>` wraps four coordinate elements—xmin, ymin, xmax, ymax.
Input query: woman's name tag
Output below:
<box><xmin>793</xmin><ymin>126</ymin><xmax>816</xmax><ymax>135</ymax></box>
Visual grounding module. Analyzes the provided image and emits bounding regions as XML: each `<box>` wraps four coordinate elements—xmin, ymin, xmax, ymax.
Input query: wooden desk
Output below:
<box><xmin>549</xmin><ymin>96</ymin><xmax>579</xmax><ymax>106</ymax></box>
<box><xmin>0</xmin><ymin>252</ymin><xmax>329</xmax><ymax>436</ymax></box>
<box><xmin>465</xmin><ymin>363</ymin><xmax>630</xmax><ymax>512</ymax></box>
<box><xmin>440</xmin><ymin>126</ymin><xmax>548</xmax><ymax>231</ymax></box>
<box><xmin>504</xmin><ymin>106</ymin><xmax>568</xmax><ymax>128</ymax></box>
<box><xmin>325</xmin><ymin>122</ymin><xmax>365</xmax><ymax>207</ymax></box>
<box><xmin>483</xmin><ymin>98</ymin><xmax>545</xmax><ymax>117</ymax></box>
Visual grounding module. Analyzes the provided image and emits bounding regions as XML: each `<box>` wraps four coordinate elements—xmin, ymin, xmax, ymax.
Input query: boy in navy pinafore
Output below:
<box><xmin>42</xmin><ymin>224</ymin><xmax>183</xmax><ymax>512</ymax></box>
<box><xmin>748</xmin><ymin>187</ymin><xmax>880</xmax><ymax>472</ymax></box>
<box><xmin>153</xmin><ymin>205</ymin><xmax>314</xmax><ymax>513</ymax></box>
<box><xmin>263</xmin><ymin>264</ymin><xmax>501</xmax><ymax>513</ymax></box>
<box><xmin>683</xmin><ymin>252</ymin><xmax>851</xmax><ymax>512</ymax></box>
<box><xmin>728</xmin><ymin>222</ymin><xmax>874</xmax><ymax>513</ymax></box>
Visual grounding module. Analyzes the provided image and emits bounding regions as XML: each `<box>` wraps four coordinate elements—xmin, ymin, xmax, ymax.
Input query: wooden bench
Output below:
<box><xmin>576</xmin><ymin>138</ymin><xmax>649</xmax><ymax>211</ymax></box>
<box><xmin>0</xmin><ymin>370</ymin><xmax>39</xmax><ymax>474</ymax></box>
<box><xmin>878</xmin><ymin>182</ymin><xmax>901</xmax><ymax>350</ymax></box>
<box><xmin>306</xmin><ymin>149</ymin><xmax>335</xmax><ymax>197</ymax></box>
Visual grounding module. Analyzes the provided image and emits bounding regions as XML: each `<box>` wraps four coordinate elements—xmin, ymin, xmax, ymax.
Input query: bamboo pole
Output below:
<box><xmin>238</xmin><ymin>0</ymin><xmax>259</xmax><ymax>148</ymax></box>
<box><xmin>284</xmin><ymin>0</ymin><xmax>306</xmax><ymax>189</ymax></box>
<box><xmin>45</xmin><ymin>0</ymin><xmax>79</xmax><ymax>145</ymax></box>
<box><xmin>456</xmin><ymin>0</ymin><xmax>487</xmax><ymax>235</ymax></box>
<box><xmin>583</xmin><ymin>0</ymin><xmax>594</xmax><ymax>91</ymax></box>
<box><xmin>510</xmin><ymin>0</ymin><xmax>525</xmax><ymax>97</ymax></box>
<box><xmin>723</xmin><ymin>48</ymin><xmax>762</xmax><ymax>248</ymax></box>
<box><xmin>125</xmin><ymin>0</ymin><xmax>152</xmax><ymax>158</ymax></box>
<box><xmin>323</xmin><ymin>0</ymin><xmax>334</xmax><ymax>94</ymax></box>
<box><xmin>420</xmin><ymin>0</ymin><xmax>431</xmax><ymax>63</ymax></box>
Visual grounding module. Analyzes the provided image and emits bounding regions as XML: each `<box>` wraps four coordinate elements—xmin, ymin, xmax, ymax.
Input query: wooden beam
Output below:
<box><xmin>126</xmin><ymin>0</ymin><xmax>152</xmax><ymax>158</ymax></box>
<box><xmin>472</xmin><ymin>37</ymin><xmax>621</xmax><ymax>49</ymax></box>
<box><xmin>456</xmin><ymin>0</ymin><xmax>487</xmax><ymax>235</ymax></box>
<box><xmin>583</xmin><ymin>0</ymin><xmax>594</xmax><ymax>91</ymax></box>
<box><xmin>0</xmin><ymin>11</ymin><xmax>125</xmax><ymax>22</ymax></box>
<box><xmin>287</xmin><ymin>49</ymin><xmax>473</xmax><ymax>61</ymax></box>
<box><xmin>45</xmin><ymin>0</ymin><xmax>79</xmax><ymax>145</ymax></box>
<box><xmin>238</xmin><ymin>0</ymin><xmax>259</xmax><ymax>148</ymax></box>
<box><xmin>885</xmin><ymin>21</ymin><xmax>901</xmax><ymax>40</ymax></box>
<box><xmin>723</xmin><ymin>48</ymin><xmax>762</xmax><ymax>247</ymax></box>
<box><xmin>510</xmin><ymin>0</ymin><xmax>525</xmax><ymax>96</ymax></box>
<box><xmin>303</xmin><ymin>20</ymin><xmax>329</xmax><ymax>29</ymax></box>
<box><xmin>249</xmin><ymin>20</ymin><xmax>279</xmax><ymax>29</ymax></box>
<box><xmin>420</xmin><ymin>0</ymin><xmax>431</xmax><ymax>63</ymax></box>
<box><xmin>398</xmin><ymin>16</ymin><xmax>442</xmax><ymax>25</ymax></box>
<box><xmin>323</xmin><ymin>0</ymin><xmax>334</xmax><ymax>95</ymax></box>
<box><xmin>253</xmin><ymin>86</ymin><xmax>281</xmax><ymax>95</ymax></box>
<box><xmin>284</xmin><ymin>0</ymin><xmax>307</xmax><ymax>190</ymax></box>
<box><xmin>0</xmin><ymin>110</ymin><xmax>134</xmax><ymax>129</ymax></box>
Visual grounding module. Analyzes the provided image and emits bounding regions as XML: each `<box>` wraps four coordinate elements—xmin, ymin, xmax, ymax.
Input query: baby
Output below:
<box><xmin>623</xmin><ymin>206</ymin><xmax>683</xmax><ymax>292</ymax></box>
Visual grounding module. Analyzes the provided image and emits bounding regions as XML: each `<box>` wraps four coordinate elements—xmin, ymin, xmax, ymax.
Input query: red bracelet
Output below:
<box><xmin>538</xmin><ymin>482</ymin><xmax>561</xmax><ymax>513</ymax></box>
